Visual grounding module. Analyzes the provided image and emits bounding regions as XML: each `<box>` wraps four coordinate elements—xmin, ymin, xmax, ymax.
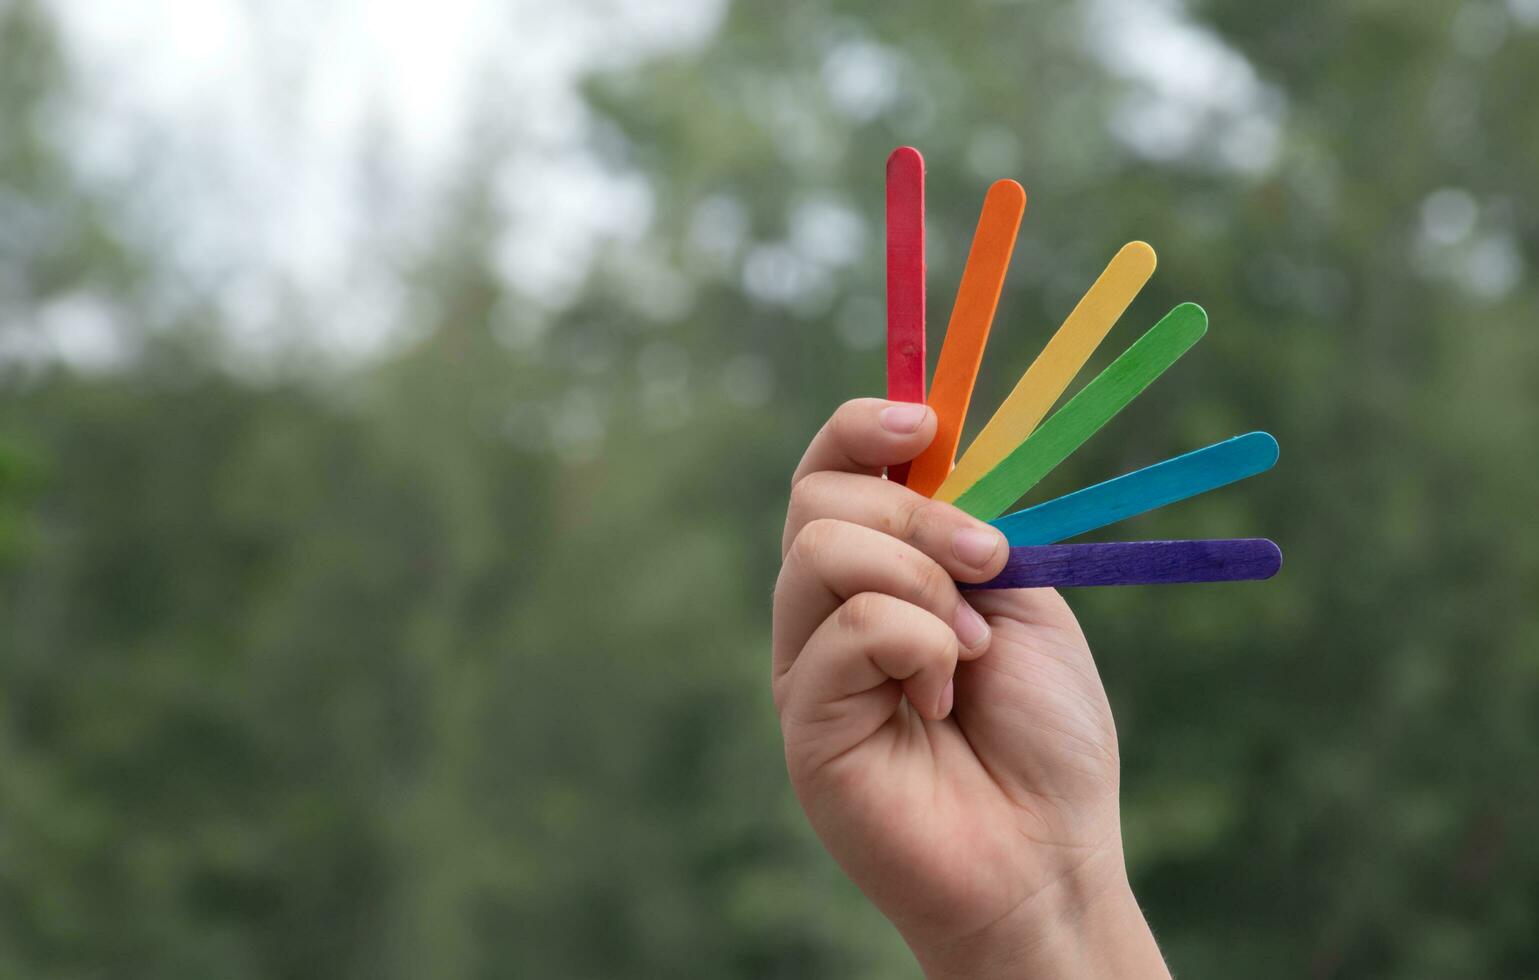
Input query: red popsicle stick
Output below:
<box><xmin>886</xmin><ymin>146</ymin><xmax>925</xmax><ymax>484</ymax></box>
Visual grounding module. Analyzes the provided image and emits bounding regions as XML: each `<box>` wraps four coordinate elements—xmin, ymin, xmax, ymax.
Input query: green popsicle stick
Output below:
<box><xmin>953</xmin><ymin>303</ymin><xmax>1208</xmax><ymax>521</ymax></box>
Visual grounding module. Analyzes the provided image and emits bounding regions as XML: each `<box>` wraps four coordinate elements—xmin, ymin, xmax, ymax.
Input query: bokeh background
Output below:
<box><xmin>2</xmin><ymin>0</ymin><xmax>1537</xmax><ymax>976</ymax></box>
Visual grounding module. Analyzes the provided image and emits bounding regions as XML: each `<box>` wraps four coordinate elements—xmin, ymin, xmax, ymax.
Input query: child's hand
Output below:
<box><xmin>773</xmin><ymin>398</ymin><xmax>1169</xmax><ymax>979</ymax></box>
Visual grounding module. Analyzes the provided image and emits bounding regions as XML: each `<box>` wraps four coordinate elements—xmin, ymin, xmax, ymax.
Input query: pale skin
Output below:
<box><xmin>773</xmin><ymin>398</ymin><xmax>1171</xmax><ymax>979</ymax></box>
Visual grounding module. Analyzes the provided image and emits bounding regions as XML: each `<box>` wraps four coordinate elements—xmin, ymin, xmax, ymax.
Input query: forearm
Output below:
<box><xmin>911</xmin><ymin>853</ymin><xmax>1170</xmax><ymax>980</ymax></box>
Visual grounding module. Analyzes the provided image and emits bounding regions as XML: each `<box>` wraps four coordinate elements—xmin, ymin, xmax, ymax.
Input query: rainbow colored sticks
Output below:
<box><xmin>883</xmin><ymin>146</ymin><xmax>1281</xmax><ymax>589</ymax></box>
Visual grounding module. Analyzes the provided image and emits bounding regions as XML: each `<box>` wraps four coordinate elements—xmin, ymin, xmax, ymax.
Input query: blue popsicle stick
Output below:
<box><xmin>988</xmin><ymin>432</ymin><xmax>1279</xmax><ymax>546</ymax></box>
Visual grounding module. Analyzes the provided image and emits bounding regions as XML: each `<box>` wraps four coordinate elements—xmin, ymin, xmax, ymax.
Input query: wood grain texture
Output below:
<box><xmin>962</xmin><ymin>539</ymin><xmax>1283</xmax><ymax>589</ymax></box>
<box><xmin>885</xmin><ymin>146</ymin><xmax>925</xmax><ymax>485</ymax></box>
<box><xmin>905</xmin><ymin>179</ymin><xmax>1026</xmax><ymax>497</ymax></box>
<box><xmin>952</xmin><ymin>302</ymin><xmax>1207</xmax><ymax>521</ymax></box>
<box><xmin>990</xmin><ymin>431</ymin><xmax>1279</xmax><ymax>546</ymax></box>
<box><xmin>936</xmin><ymin>241</ymin><xmax>1156</xmax><ymax>502</ymax></box>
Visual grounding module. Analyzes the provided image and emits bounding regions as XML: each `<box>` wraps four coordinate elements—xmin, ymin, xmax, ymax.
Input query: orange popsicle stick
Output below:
<box><xmin>905</xmin><ymin>179</ymin><xmax>1026</xmax><ymax>497</ymax></box>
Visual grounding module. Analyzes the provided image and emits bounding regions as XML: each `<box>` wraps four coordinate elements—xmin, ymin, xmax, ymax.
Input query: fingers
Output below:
<box><xmin>783</xmin><ymin>470</ymin><xmax>1008</xmax><ymax>582</ymax></box>
<box><xmin>791</xmin><ymin>398</ymin><xmax>937</xmax><ymax>486</ymax></box>
<box><xmin>779</xmin><ymin>592</ymin><xmax>960</xmax><ymax>732</ymax></box>
<box><xmin>773</xmin><ymin>397</ymin><xmax>1007</xmax><ymax>744</ymax></box>
<box><xmin>773</xmin><ymin>519</ymin><xmax>991</xmax><ymax>682</ymax></box>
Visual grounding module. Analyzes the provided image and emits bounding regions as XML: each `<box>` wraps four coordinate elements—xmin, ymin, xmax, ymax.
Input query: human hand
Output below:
<box><xmin>773</xmin><ymin>398</ymin><xmax>1169</xmax><ymax>978</ymax></box>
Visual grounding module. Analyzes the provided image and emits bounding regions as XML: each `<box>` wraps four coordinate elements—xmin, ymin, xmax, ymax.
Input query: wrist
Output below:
<box><xmin>913</xmin><ymin>848</ymin><xmax>1169</xmax><ymax>980</ymax></box>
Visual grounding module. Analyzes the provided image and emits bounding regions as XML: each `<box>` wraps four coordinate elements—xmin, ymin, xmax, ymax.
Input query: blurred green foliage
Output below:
<box><xmin>3</xmin><ymin>0</ymin><xmax>1539</xmax><ymax>976</ymax></box>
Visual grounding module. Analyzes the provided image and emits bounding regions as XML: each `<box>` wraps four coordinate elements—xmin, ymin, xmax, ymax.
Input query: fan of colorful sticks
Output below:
<box><xmin>884</xmin><ymin>146</ymin><xmax>1282</xmax><ymax>590</ymax></box>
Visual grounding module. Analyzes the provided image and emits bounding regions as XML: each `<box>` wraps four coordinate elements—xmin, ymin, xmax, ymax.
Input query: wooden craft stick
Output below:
<box><xmin>886</xmin><ymin>146</ymin><xmax>925</xmax><ymax>485</ymax></box>
<box><xmin>935</xmin><ymin>242</ymin><xmax>1156</xmax><ymax>502</ymax></box>
<box><xmin>990</xmin><ymin>431</ymin><xmax>1279</xmax><ymax>546</ymax></box>
<box><xmin>962</xmin><ymin>539</ymin><xmax>1282</xmax><ymax>589</ymax></box>
<box><xmin>952</xmin><ymin>303</ymin><xmax>1207</xmax><ymax>521</ymax></box>
<box><xmin>905</xmin><ymin>180</ymin><xmax>1026</xmax><ymax>498</ymax></box>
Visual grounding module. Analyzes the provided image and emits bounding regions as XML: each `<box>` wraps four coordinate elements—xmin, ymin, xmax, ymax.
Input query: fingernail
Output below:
<box><xmin>952</xmin><ymin>527</ymin><xmax>1004</xmax><ymax>569</ymax></box>
<box><xmin>879</xmin><ymin>404</ymin><xmax>928</xmax><ymax>433</ymax></box>
<box><xmin>953</xmin><ymin>600</ymin><xmax>990</xmax><ymax>649</ymax></box>
<box><xmin>939</xmin><ymin>678</ymin><xmax>955</xmax><ymax>718</ymax></box>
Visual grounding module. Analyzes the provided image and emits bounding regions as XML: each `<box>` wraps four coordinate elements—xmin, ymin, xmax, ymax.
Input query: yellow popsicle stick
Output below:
<box><xmin>934</xmin><ymin>241</ymin><xmax>1157</xmax><ymax>503</ymax></box>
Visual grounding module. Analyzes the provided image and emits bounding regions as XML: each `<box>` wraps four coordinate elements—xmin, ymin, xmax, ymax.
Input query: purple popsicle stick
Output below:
<box><xmin>963</xmin><ymin>539</ymin><xmax>1282</xmax><ymax>590</ymax></box>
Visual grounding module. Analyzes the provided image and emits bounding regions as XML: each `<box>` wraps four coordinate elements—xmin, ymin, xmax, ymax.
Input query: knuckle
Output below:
<box><xmin>828</xmin><ymin>398</ymin><xmax>879</xmax><ymax>445</ymax></box>
<box><xmin>835</xmin><ymin>397</ymin><xmax>870</xmax><ymax>424</ymax></box>
<box><xmin>787</xmin><ymin>470</ymin><xmax>828</xmax><ymax>520</ymax></box>
<box><xmin>904</xmin><ymin>556</ymin><xmax>953</xmax><ymax>612</ymax></box>
<box><xmin>827</xmin><ymin>402</ymin><xmax>859</xmax><ymax>445</ymax></box>
<box><xmin>791</xmin><ymin>518</ymin><xmax>841</xmax><ymax>571</ymax></box>
<box><xmin>888</xmin><ymin>494</ymin><xmax>937</xmax><ymax>545</ymax></box>
<box><xmin>837</xmin><ymin>591</ymin><xmax>886</xmax><ymax>636</ymax></box>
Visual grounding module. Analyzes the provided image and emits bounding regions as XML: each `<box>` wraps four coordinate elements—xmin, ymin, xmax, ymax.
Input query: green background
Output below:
<box><xmin>3</xmin><ymin>0</ymin><xmax>1537</xmax><ymax>976</ymax></box>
